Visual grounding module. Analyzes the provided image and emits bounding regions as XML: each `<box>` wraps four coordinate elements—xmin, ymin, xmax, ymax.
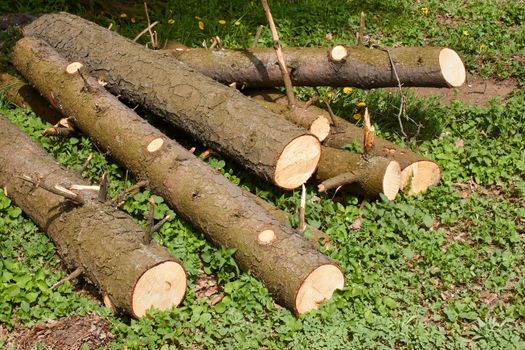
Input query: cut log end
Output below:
<box><xmin>310</xmin><ymin>116</ymin><xmax>331</xmax><ymax>142</ymax></box>
<box><xmin>295</xmin><ymin>264</ymin><xmax>344</xmax><ymax>315</ymax></box>
<box><xmin>328</xmin><ymin>45</ymin><xmax>349</xmax><ymax>62</ymax></box>
<box><xmin>147</xmin><ymin>138</ymin><xmax>164</xmax><ymax>153</ymax></box>
<box><xmin>382</xmin><ymin>161</ymin><xmax>402</xmax><ymax>201</ymax></box>
<box><xmin>131</xmin><ymin>261</ymin><xmax>187</xmax><ymax>318</ymax></box>
<box><xmin>439</xmin><ymin>48</ymin><xmax>466</xmax><ymax>87</ymax></box>
<box><xmin>257</xmin><ymin>229</ymin><xmax>276</xmax><ymax>245</ymax></box>
<box><xmin>274</xmin><ymin>135</ymin><xmax>321</xmax><ymax>190</ymax></box>
<box><xmin>400</xmin><ymin>160</ymin><xmax>441</xmax><ymax>195</ymax></box>
<box><xmin>65</xmin><ymin>62</ymin><xmax>84</xmax><ymax>75</ymax></box>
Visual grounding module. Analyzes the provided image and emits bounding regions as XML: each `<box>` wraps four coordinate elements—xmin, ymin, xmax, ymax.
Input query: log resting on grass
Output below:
<box><xmin>13</xmin><ymin>37</ymin><xmax>344</xmax><ymax>315</ymax></box>
<box><xmin>0</xmin><ymin>116</ymin><xmax>186</xmax><ymax>318</ymax></box>
<box><xmin>164</xmin><ymin>45</ymin><xmax>466</xmax><ymax>88</ymax></box>
<box><xmin>249</xmin><ymin>91</ymin><xmax>441</xmax><ymax>195</ymax></box>
<box><xmin>23</xmin><ymin>12</ymin><xmax>321</xmax><ymax>190</ymax></box>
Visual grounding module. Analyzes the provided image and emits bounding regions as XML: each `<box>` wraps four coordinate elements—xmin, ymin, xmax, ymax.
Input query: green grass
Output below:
<box><xmin>1</xmin><ymin>1</ymin><xmax>525</xmax><ymax>349</ymax></box>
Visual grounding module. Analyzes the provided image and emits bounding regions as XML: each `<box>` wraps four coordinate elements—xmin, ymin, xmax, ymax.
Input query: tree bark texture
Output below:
<box><xmin>0</xmin><ymin>115</ymin><xmax>186</xmax><ymax>318</ymax></box>
<box><xmin>249</xmin><ymin>90</ymin><xmax>441</xmax><ymax>195</ymax></box>
<box><xmin>13</xmin><ymin>36</ymin><xmax>344</xmax><ymax>315</ymax></box>
<box><xmin>23</xmin><ymin>12</ymin><xmax>321</xmax><ymax>190</ymax></box>
<box><xmin>164</xmin><ymin>45</ymin><xmax>465</xmax><ymax>88</ymax></box>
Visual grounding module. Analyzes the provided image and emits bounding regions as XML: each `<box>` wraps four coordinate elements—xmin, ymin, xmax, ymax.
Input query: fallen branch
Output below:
<box><xmin>50</xmin><ymin>267</ymin><xmax>82</xmax><ymax>290</ymax></box>
<box><xmin>19</xmin><ymin>174</ymin><xmax>85</xmax><ymax>205</ymax></box>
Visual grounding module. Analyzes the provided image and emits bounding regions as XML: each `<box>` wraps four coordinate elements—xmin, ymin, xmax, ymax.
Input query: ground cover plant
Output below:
<box><xmin>0</xmin><ymin>0</ymin><xmax>524</xmax><ymax>349</ymax></box>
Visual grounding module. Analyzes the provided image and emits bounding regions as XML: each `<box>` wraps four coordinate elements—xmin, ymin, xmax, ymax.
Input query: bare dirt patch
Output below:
<box><xmin>9</xmin><ymin>313</ymin><xmax>113</xmax><ymax>350</ymax></box>
<box><xmin>408</xmin><ymin>74</ymin><xmax>518</xmax><ymax>106</ymax></box>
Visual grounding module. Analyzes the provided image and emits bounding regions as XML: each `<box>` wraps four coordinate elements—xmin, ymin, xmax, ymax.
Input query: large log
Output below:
<box><xmin>13</xmin><ymin>36</ymin><xmax>344</xmax><ymax>315</ymax></box>
<box><xmin>249</xmin><ymin>91</ymin><xmax>441</xmax><ymax>195</ymax></box>
<box><xmin>0</xmin><ymin>115</ymin><xmax>186</xmax><ymax>318</ymax></box>
<box><xmin>23</xmin><ymin>12</ymin><xmax>321</xmax><ymax>190</ymax></box>
<box><xmin>164</xmin><ymin>45</ymin><xmax>466</xmax><ymax>88</ymax></box>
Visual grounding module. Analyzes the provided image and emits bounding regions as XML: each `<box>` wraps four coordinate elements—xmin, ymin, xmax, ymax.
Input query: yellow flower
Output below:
<box><xmin>357</xmin><ymin>101</ymin><xmax>366</xmax><ymax>107</ymax></box>
<box><xmin>131</xmin><ymin>17</ymin><xmax>136</xmax><ymax>23</ymax></box>
<box><xmin>463</xmin><ymin>30</ymin><xmax>469</xmax><ymax>36</ymax></box>
<box><xmin>195</xmin><ymin>16</ymin><xmax>202</xmax><ymax>20</ymax></box>
<box><xmin>234</xmin><ymin>20</ymin><xmax>241</xmax><ymax>26</ymax></box>
<box><xmin>120</xmin><ymin>13</ymin><xmax>127</xmax><ymax>18</ymax></box>
<box><xmin>198</xmin><ymin>21</ymin><xmax>205</xmax><ymax>30</ymax></box>
<box><xmin>326</xmin><ymin>91</ymin><xmax>333</xmax><ymax>100</ymax></box>
<box><xmin>218</xmin><ymin>19</ymin><xmax>226</xmax><ymax>25</ymax></box>
<box><xmin>479</xmin><ymin>44</ymin><xmax>486</xmax><ymax>52</ymax></box>
<box><xmin>353</xmin><ymin>113</ymin><xmax>361</xmax><ymax>120</ymax></box>
<box><xmin>168</xmin><ymin>18</ymin><xmax>175</xmax><ymax>25</ymax></box>
<box><xmin>343</xmin><ymin>87</ymin><xmax>353</xmax><ymax>94</ymax></box>
<box><xmin>420</xmin><ymin>7</ymin><xmax>429</xmax><ymax>15</ymax></box>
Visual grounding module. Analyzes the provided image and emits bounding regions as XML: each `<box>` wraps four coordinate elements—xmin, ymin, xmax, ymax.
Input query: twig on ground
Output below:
<box><xmin>252</xmin><ymin>25</ymin><xmax>264</xmax><ymax>48</ymax></box>
<box><xmin>298</xmin><ymin>184</ymin><xmax>306</xmax><ymax>233</ymax></box>
<box><xmin>111</xmin><ymin>180</ymin><xmax>148</xmax><ymax>206</ymax></box>
<box><xmin>51</xmin><ymin>268</ymin><xmax>82</xmax><ymax>290</ymax></box>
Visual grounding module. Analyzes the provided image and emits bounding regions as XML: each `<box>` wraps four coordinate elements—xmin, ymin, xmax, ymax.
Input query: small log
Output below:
<box><xmin>0</xmin><ymin>115</ymin><xmax>186</xmax><ymax>318</ymax></box>
<box><xmin>249</xmin><ymin>90</ymin><xmax>441</xmax><ymax>195</ymax></box>
<box><xmin>13</xmin><ymin>36</ymin><xmax>344</xmax><ymax>315</ymax></box>
<box><xmin>163</xmin><ymin>45</ymin><xmax>465</xmax><ymax>88</ymax></box>
<box><xmin>24</xmin><ymin>12</ymin><xmax>321</xmax><ymax>190</ymax></box>
<box><xmin>317</xmin><ymin>147</ymin><xmax>401</xmax><ymax>200</ymax></box>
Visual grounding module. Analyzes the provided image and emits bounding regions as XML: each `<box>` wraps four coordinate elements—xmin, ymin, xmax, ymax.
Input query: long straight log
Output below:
<box><xmin>13</xmin><ymin>37</ymin><xmax>344</xmax><ymax>315</ymax></box>
<box><xmin>0</xmin><ymin>115</ymin><xmax>186</xmax><ymax>318</ymax></box>
<box><xmin>23</xmin><ymin>12</ymin><xmax>321</xmax><ymax>190</ymax></box>
<box><xmin>163</xmin><ymin>45</ymin><xmax>466</xmax><ymax>88</ymax></box>
<box><xmin>249</xmin><ymin>91</ymin><xmax>441</xmax><ymax>195</ymax></box>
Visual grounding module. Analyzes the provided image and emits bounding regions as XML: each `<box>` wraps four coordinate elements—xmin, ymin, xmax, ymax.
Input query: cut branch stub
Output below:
<box><xmin>328</xmin><ymin>45</ymin><xmax>349</xmax><ymax>62</ymax></box>
<box><xmin>65</xmin><ymin>61</ymin><xmax>84</xmax><ymax>74</ymax></box>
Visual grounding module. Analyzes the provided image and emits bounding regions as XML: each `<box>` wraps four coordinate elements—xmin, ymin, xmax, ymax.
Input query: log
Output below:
<box><xmin>23</xmin><ymin>12</ymin><xmax>321</xmax><ymax>190</ymax></box>
<box><xmin>0</xmin><ymin>115</ymin><xmax>186</xmax><ymax>318</ymax></box>
<box><xmin>0</xmin><ymin>72</ymin><xmax>59</xmax><ymax>124</ymax></box>
<box><xmin>13</xmin><ymin>36</ymin><xmax>344</xmax><ymax>315</ymax></box>
<box><xmin>317</xmin><ymin>147</ymin><xmax>401</xmax><ymax>200</ymax></box>
<box><xmin>162</xmin><ymin>45</ymin><xmax>466</xmax><ymax>88</ymax></box>
<box><xmin>249</xmin><ymin>91</ymin><xmax>441</xmax><ymax>195</ymax></box>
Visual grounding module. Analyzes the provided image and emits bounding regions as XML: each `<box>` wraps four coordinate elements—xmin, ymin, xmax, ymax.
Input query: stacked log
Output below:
<box><xmin>13</xmin><ymin>36</ymin><xmax>344</xmax><ymax>315</ymax></box>
<box><xmin>0</xmin><ymin>115</ymin><xmax>186</xmax><ymax>318</ymax></box>
<box><xmin>23</xmin><ymin>12</ymin><xmax>321</xmax><ymax>190</ymax></box>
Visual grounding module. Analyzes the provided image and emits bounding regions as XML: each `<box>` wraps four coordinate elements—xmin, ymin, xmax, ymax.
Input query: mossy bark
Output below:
<box><xmin>23</xmin><ymin>12</ymin><xmax>320</xmax><ymax>189</ymax></box>
<box><xmin>165</xmin><ymin>46</ymin><xmax>462</xmax><ymax>88</ymax></box>
<box><xmin>13</xmin><ymin>36</ymin><xmax>343</xmax><ymax>314</ymax></box>
<box><xmin>0</xmin><ymin>115</ymin><xmax>185</xmax><ymax>318</ymax></box>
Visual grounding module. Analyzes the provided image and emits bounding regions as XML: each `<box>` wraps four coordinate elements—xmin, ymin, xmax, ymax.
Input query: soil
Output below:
<box><xmin>407</xmin><ymin>74</ymin><xmax>519</xmax><ymax>106</ymax></box>
<box><xmin>8</xmin><ymin>314</ymin><xmax>113</xmax><ymax>350</ymax></box>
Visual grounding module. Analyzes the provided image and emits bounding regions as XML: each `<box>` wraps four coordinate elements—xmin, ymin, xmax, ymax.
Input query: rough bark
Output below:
<box><xmin>249</xmin><ymin>90</ymin><xmax>441</xmax><ymax>195</ymax></box>
<box><xmin>163</xmin><ymin>45</ymin><xmax>465</xmax><ymax>88</ymax></box>
<box><xmin>0</xmin><ymin>115</ymin><xmax>186</xmax><ymax>318</ymax></box>
<box><xmin>318</xmin><ymin>147</ymin><xmax>401</xmax><ymax>200</ymax></box>
<box><xmin>13</xmin><ymin>36</ymin><xmax>344</xmax><ymax>315</ymax></box>
<box><xmin>0</xmin><ymin>72</ymin><xmax>60</xmax><ymax>124</ymax></box>
<box><xmin>23</xmin><ymin>12</ymin><xmax>321</xmax><ymax>190</ymax></box>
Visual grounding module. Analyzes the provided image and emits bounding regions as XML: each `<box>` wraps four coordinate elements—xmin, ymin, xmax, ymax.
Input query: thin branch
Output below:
<box><xmin>357</xmin><ymin>11</ymin><xmax>365</xmax><ymax>46</ymax></box>
<box><xmin>363</xmin><ymin>108</ymin><xmax>375</xmax><ymax>156</ymax></box>
<box><xmin>318</xmin><ymin>171</ymin><xmax>361</xmax><ymax>192</ymax></box>
<box><xmin>303</xmin><ymin>95</ymin><xmax>319</xmax><ymax>110</ymax></box>
<box><xmin>298</xmin><ymin>184</ymin><xmax>306</xmax><ymax>233</ymax></box>
<box><xmin>132</xmin><ymin>20</ymin><xmax>159</xmax><ymax>42</ymax></box>
<box><xmin>19</xmin><ymin>175</ymin><xmax>84</xmax><ymax>205</ymax></box>
<box><xmin>79</xmin><ymin>153</ymin><xmax>93</xmax><ymax>173</ymax></box>
<box><xmin>260</xmin><ymin>0</ymin><xmax>295</xmax><ymax>110</ymax></box>
<box><xmin>150</xmin><ymin>215</ymin><xmax>171</xmax><ymax>234</ymax></box>
<box><xmin>144</xmin><ymin>196</ymin><xmax>155</xmax><ymax>244</ymax></box>
<box><xmin>252</xmin><ymin>25</ymin><xmax>264</xmax><ymax>48</ymax></box>
<box><xmin>51</xmin><ymin>267</ymin><xmax>82</xmax><ymax>290</ymax></box>
<box><xmin>142</xmin><ymin>2</ymin><xmax>158</xmax><ymax>49</ymax></box>
<box><xmin>385</xmin><ymin>48</ymin><xmax>407</xmax><ymax>138</ymax></box>
<box><xmin>42</xmin><ymin>127</ymin><xmax>76</xmax><ymax>137</ymax></box>
<box><xmin>111</xmin><ymin>180</ymin><xmax>148</xmax><ymax>206</ymax></box>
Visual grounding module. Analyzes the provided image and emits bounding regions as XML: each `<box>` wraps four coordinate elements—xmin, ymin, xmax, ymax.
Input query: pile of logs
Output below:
<box><xmin>0</xmin><ymin>11</ymin><xmax>465</xmax><ymax>317</ymax></box>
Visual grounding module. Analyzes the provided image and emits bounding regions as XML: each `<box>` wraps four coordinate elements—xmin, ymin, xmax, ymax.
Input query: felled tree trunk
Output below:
<box><xmin>13</xmin><ymin>36</ymin><xmax>344</xmax><ymax>315</ymax></box>
<box><xmin>23</xmin><ymin>12</ymin><xmax>321</xmax><ymax>190</ymax></box>
<box><xmin>164</xmin><ymin>45</ymin><xmax>465</xmax><ymax>88</ymax></box>
<box><xmin>0</xmin><ymin>115</ymin><xmax>186</xmax><ymax>318</ymax></box>
<box><xmin>0</xmin><ymin>72</ymin><xmax>59</xmax><ymax>124</ymax></box>
<box><xmin>249</xmin><ymin>91</ymin><xmax>441</xmax><ymax>195</ymax></box>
